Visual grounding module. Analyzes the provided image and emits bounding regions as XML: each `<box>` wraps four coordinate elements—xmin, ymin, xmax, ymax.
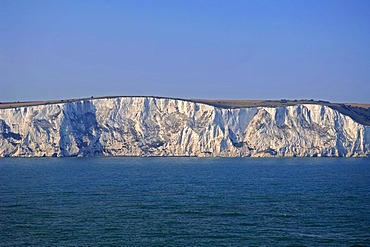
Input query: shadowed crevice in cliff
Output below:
<box><xmin>59</xmin><ymin>101</ymin><xmax>103</xmax><ymax>157</ymax></box>
<box><xmin>0</xmin><ymin>120</ymin><xmax>21</xmax><ymax>141</ymax></box>
<box><xmin>0</xmin><ymin>120</ymin><xmax>22</xmax><ymax>157</ymax></box>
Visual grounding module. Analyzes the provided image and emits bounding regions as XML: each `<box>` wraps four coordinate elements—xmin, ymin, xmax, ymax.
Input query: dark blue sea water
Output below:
<box><xmin>0</xmin><ymin>158</ymin><xmax>369</xmax><ymax>246</ymax></box>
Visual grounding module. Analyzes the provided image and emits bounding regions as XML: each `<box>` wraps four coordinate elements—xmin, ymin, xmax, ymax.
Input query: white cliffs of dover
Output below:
<box><xmin>0</xmin><ymin>97</ymin><xmax>369</xmax><ymax>157</ymax></box>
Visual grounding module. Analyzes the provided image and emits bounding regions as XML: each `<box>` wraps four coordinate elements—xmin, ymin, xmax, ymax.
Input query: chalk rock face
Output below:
<box><xmin>0</xmin><ymin>97</ymin><xmax>369</xmax><ymax>157</ymax></box>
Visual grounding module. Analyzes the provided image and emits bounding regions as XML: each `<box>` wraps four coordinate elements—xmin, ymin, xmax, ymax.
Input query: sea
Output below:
<box><xmin>0</xmin><ymin>157</ymin><xmax>369</xmax><ymax>246</ymax></box>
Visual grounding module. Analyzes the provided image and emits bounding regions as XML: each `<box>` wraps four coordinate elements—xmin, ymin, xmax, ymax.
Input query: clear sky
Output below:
<box><xmin>1</xmin><ymin>0</ymin><xmax>369</xmax><ymax>103</ymax></box>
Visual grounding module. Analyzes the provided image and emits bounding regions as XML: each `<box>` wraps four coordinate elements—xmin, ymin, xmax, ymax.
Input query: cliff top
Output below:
<box><xmin>0</xmin><ymin>96</ymin><xmax>369</xmax><ymax>126</ymax></box>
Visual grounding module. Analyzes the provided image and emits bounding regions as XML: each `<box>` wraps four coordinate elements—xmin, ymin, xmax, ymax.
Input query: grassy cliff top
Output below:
<box><xmin>194</xmin><ymin>99</ymin><xmax>370</xmax><ymax>126</ymax></box>
<box><xmin>1</xmin><ymin>96</ymin><xmax>369</xmax><ymax>126</ymax></box>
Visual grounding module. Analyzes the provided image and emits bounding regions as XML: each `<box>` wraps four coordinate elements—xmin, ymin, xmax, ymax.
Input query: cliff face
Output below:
<box><xmin>0</xmin><ymin>97</ymin><xmax>369</xmax><ymax>157</ymax></box>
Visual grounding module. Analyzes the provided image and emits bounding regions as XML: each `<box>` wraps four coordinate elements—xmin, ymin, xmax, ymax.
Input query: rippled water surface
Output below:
<box><xmin>0</xmin><ymin>158</ymin><xmax>369</xmax><ymax>246</ymax></box>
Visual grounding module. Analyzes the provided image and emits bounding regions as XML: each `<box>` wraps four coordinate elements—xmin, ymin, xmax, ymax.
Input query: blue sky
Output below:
<box><xmin>1</xmin><ymin>0</ymin><xmax>369</xmax><ymax>103</ymax></box>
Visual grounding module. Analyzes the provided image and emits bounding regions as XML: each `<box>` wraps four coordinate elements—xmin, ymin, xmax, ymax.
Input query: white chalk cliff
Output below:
<box><xmin>0</xmin><ymin>97</ymin><xmax>369</xmax><ymax>157</ymax></box>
